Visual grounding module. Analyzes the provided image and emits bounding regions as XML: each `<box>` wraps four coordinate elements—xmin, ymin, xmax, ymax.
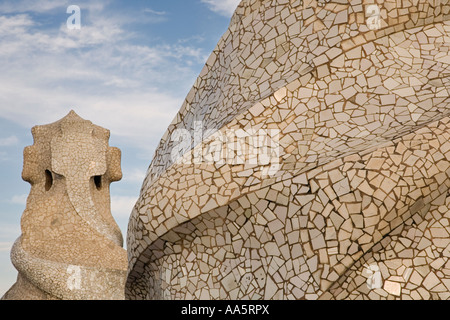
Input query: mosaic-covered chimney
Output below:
<box><xmin>2</xmin><ymin>111</ymin><xmax>128</xmax><ymax>300</ymax></box>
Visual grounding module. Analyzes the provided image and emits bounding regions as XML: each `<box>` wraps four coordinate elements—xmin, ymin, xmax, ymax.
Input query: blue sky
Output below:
<box><xmin>0</xmin><ymin>0</ymin><xmax>240</xmax><ymax>296</ymax></box>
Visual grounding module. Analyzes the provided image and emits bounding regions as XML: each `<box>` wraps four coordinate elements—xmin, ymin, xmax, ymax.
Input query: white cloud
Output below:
<box><xmin>0</xmin><ymin>242</ymin><xmax>13</xmax><ymax>253</ymax></box>
<box><xmin>0</xmin><ymin>0</ymin><xmax>106</xmax><ymax>14</ymax></box>
<box><xmin>0</xmin><ymin>224</ymin><xmax>21</xmax><ymax>242</ymax></box>
<box><xmin>144</xmin><ymin>8</ymin><xmax>166</xmax><ymax>16</ymax></box>
<box><xmin>0</xmin><ymin>0</ymin><xmax>65</xmax><ymax>14</ymax></box>
<box><xmin>0</xmin><ymin>14</ymin><xmax>125</xmax><ymax>53</ymax></box>
<box><xmin>0</xmin><ymin>14</ymin><xmax>34</xmax><ymax>34</ymax></box>
<box><xmin>122</xmin><ymin>168</ymin><xmax>147</xmax><ymax>183</ymax></box>
<box><xmin>0</xmin><ymin>12</ymin><xmax>207</xmax><ymax>152</ymax></box>
<box><xmin>201</xmin><ymin>0</ymin><xmax>241</xmax><ymax>17</ymax></box>
<box><xmin>111</xmin><ymin>195</ymin><xmax>138</xmax><ymax>219</ymax></box>
<box><xmin>10</xmin><ymin>194</ymin><xmax>27</xmax><ymax>205</ymax></box>
<box><xmin>0</xmin><ymin>136</ymin><xmax>19</xmax><ymax>147</ymax></box>
<box><xmin>0</xmin><ymin>84</ymin><xmax>182</xmax><ymax>154</ymax></box>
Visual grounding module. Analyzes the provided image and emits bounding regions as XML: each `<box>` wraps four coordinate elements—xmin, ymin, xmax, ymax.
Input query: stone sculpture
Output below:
<box><xmin>2</xmin><ymin>111</ymin><xmax>128</xmax><ymax>300</ymax></box>
<box><xmin>126</xmin><ymin>0</ymin><xmax>450</xmax><ymax>299</ymax></box>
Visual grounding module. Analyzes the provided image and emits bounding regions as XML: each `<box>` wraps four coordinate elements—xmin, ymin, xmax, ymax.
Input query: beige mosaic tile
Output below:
<box><xmin>124</xmin><ymin>0</ymin><xmax>449</xmax><ymax>300</ymax></box>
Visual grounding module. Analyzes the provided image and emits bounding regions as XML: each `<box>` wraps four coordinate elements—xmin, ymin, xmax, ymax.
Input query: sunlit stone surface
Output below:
<box><xmin>126</xmin><ymin>0</ymin><xmax>450</xmax><ymax>300</ymax></box>
<box><xmin>2</xmin><ymin>111</ymin><xmax>128</xmax><ymax>300</ymax></box>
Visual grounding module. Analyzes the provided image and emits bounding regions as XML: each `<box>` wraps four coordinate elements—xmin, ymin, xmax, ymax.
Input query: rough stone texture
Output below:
<box><xmin>2</xmin><ymin>111</ymin><xmax>128</xmax><ymax>300</ymax></box>
<box><xmin>126</xmin><ymin>0</ymin><xmax>450</xmax><ymax>299</ymax></box>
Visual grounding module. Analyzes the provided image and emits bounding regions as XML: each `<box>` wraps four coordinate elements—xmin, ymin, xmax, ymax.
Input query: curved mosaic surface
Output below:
<box><xmin>2</xmin><ymin>111</ymin><xmax>128</xmax><ymax>300</ymax></box>
<box><xmin>126</xmin><ymin>0</ymin><xmax>450</xmax><ymax>299</ymax></box>
<box><xmin>325</xmin><ymin>196</ymin><xmax>450</xmax><ymax>300</ymax></box>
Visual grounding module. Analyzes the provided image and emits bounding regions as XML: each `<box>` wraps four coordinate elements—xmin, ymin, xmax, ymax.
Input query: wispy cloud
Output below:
<box><xmin>0</xmin><ymin>14</ymin><xmax>34</xmax><ymax>34</ymax></box>
<box><xmin>0</xmin><ymin>0</ymin><xmax>106</xmax><ymax>14</ymax></box>
<box><xmin>0</xmin><ymin>242</ymin><xmax>13</xmax><ymax>253</ymax></box>
<box><xmin>0</xmin><ymin>223</ymin><xmax>20</xmax><ymax>255</ymax></box>
<box><xmin>10</xmin><ymin>194</ymin><xmax>27</xmax><ymax>205</ymax></box>
<box><xmin>144</xmin><ymin>8</ymin><xmax>167</xmax><ymax>16</ymax></box>
<box><xmin>0</xmin><ymin>224</ymin><xmax>21</xmax><ymax>242</ymax></box>
<box><xmin>0</xmin><ymin>136</ymin><xmax>19</xmax><ymax>147</ymax></box>
<box><xmin>200</xmin><ymin>0</ymin><xmax>241</xmax><ymax>17</ymax></box>
<box><xmin>0</xmin><ymin>0</ymin><xmax>65</xmax><ymax>14</ymax></box>
<box><xmin>122</xmin><ymin>168</ymin><xmax>147</xmax><ymax>184</ymax></box>
<box><xmin>111</xmin><ymin>195</ymin><xmax>138</xmax><ymax>219</ymax></box>
<box><xmin>0</xmin><ymin>9</ymin><xmax>207</xmax><ymax>152</ymax></box>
